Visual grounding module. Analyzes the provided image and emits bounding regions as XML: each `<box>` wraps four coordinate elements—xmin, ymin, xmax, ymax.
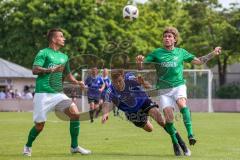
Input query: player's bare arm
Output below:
<box><xmin>32</xmin><ymin>65</ymin><xmax>64</xmax><ymax>75</ymax></box>
<box><xmin>99</xmin><ymin>83</ymin><xmax>106</xmax><ymax>93</ymax></box>
<box><xmin>191</xmin><ymin>46</ymin><xmax>222</xmax><ymax>65</ymax></box>
<box><xmin>65</xmin><ymin>73</ymin><xmax>85</xmax><ymax>89</ymax></box>
<box><xmin>101</xmin><ymin>102</ymin><xmax>110</xmax><ymax>123</ymax></box>
<box><xmin>137</xmin><ymin>75</ymin><xmax>152</xmax><ymax>89</ymax></box>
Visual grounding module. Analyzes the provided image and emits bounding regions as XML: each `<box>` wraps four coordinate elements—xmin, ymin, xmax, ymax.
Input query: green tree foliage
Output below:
<box><xmin>0</xmin><ymin>0</ymin><xmax>239</xmax><ymax>86</ymax></box>
<box><xmin>182</xmin><ymin>0</ymin><xmax>240</xmax><ymax>85</ymax></box>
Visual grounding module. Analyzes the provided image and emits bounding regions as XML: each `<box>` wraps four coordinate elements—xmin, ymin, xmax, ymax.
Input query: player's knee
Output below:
<box><xmin>70</xmin><ymin>113</ymin><xmax>80</xmax><ymax>120</ymax></box>
<box><xmin>68</xmin><ymin>104</ymin><xmax>80</xmax><ymax>119</ymax></box>
<box><xmin>177</xmin><ymin>98</ymin><xmax>186</xmax><ymax>107</ymax></box>
<box><xmin>35</xmin><ymin>123</ymin><xmax>44</xmax><ymax>132</ymax></box>
<box><xmin>165</xmin><ymin>118</ymin><xmax>174</xmax><ymax>123</ymax></box>
<box><xmin>165</xmin><ymin>113</ymin><xmax>174</xmax><ymax>123</ymax></box>
<box><xmin>143</xmin><ymin>122</ymin><xmax>153</xmax><ymax>132</ymax></box>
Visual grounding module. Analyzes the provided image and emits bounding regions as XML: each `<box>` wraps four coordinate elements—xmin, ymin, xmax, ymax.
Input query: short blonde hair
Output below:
<box><xmin>163</xmin><ymin>27</ymin><xmax>179</xmax><ymax>45</ymax></box>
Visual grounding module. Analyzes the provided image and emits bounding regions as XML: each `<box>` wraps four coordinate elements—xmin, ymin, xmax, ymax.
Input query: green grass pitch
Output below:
<box><xmin>0</xmin><ymin>112</ymin><xmax>239</xmax><ymax>160</ymax></box>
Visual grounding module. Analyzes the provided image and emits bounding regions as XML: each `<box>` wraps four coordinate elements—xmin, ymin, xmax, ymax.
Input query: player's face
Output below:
<box><xmin>163</xmin><ymin>32</ymin><xmax>176</xmax><ymax>49</ymax></box>
<box><xmin>103</xmin><ymin>69</ymin><xmax>108</xmax><ymax>77</ymax></box>
<box><xmin>53</xmin><ymin>32</ymin><xmax>65</xmax><ymax>47</ymax></box>
<box><xmin>91</xmin><ymin>68</ymin><xmax>98</xmax><ymax>76</ymax></box>
<box><xmin>112</xmin><ymin>76</ymin><xmax>124</xmax><ymax>91</ymax></box>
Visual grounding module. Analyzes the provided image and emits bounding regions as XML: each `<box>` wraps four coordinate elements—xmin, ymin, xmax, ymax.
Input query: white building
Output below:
<box><xmin>0</xmin><ymin>58</ymin><xmax>36</xmax><ymax>95</ymax></box>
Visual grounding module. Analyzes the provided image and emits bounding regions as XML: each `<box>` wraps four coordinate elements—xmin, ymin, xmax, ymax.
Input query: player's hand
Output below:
<box><xmin>213</xmin><ymin>47</ymin><xmax>221</xmax><ymax>55</ymax></box>
<box><xmin>136</xmin><ymin>55</ymin><xmax>144</xmax><ymax>64</ymax></box>
<box><xmin>102</xmin><ymin>113</ymin><xmax>109</xmax><ymax>124</ymax></box>
<box><xmin>78</xmin><ymin>81</ymin><xmax>86</xmax><ymax>89</ymax></box>
<box><xmin>137</xmin><ymin>75</ymin><xmax>144</xmax><ymax>84</ymax></box>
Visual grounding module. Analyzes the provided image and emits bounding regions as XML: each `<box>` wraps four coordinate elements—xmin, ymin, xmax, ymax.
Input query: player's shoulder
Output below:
<box><xmin>125</xmin><ymin>72</ymin><xmax>136</xmax><ymax>80</ymax></box>
<box><xmin>147</xmin><ymin>48</ymin><xmax>166</xmax><ymax>56</ymax></box>
<box><xmin>175</xmin><ymin>47</ymin><xmax>188</xmax><ymax>53</ymax></box>
<box><xmin>37</xmin><ymin>48</ymin><xmax>49</xmax><ymax>55</ymax></box>
<box><xmin>85</xmin><ymin>75</ymin><xmax>92</xmax><ymax>81</ymax></box>
<box><xmin>97</xmin><ymin>75</ymin><xmax>104</xmax><ymax>80</ymax></box>
<box><xmin>154</xmin><ymin>48</ymin><xmax>165</xmax><ymax>53</ymax></box>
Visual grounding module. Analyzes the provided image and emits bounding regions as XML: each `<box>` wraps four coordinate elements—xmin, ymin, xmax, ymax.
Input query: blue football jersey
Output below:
<box><xmin>85</xmin><ymin>75</ymin><xmax>104</xmax><ymax>99</ymax></box>
<box><xmin>105</xmin><ymin>78</ymin><xmax>148</xmax><ymax>113</ymax></box>
<box><xmin>102</xmin><ymin>76</ymin><xmax>111</xmax><ymax>92</ymax></box>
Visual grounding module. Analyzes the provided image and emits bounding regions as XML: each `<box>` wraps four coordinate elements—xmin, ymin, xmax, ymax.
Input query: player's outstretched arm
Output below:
<box><xmin>137</xmin><ymin>76</ymin><xmax>152</xmax><ymax>89</ymax></box>
<box><xmin>66</xmin><ymin>73</ymin><xmax>86</xmax><ymax>89</ymax></box>
<box><xmin>102</xmin><ymin>102</ymin><xmax>110</xmax><ymax>124</ymax></box>
<box><xmin>191</xmin><ymin>46</ymin><xmax>222</xmax><ymax>65</ymax></box>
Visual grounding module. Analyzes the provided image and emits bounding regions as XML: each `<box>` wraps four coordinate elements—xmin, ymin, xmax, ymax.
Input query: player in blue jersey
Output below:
<box><xmin>84</xmin><ymin>67</ymin><xmax>105</xmax><ymax>123</ymax></box>
<box><xmin>95</xmin><ymin>68</ymin><xmax>112</xmax><ymax>117</ymax></box>
<box><xmin>101</xmin><ymin>69</ymin><xmax>191</xmax><ymax>156</ymax></box>
<box><xmin>100</xmin><ymin>68</ymin><xmax>111</xmax><ymax>103</ymax></box>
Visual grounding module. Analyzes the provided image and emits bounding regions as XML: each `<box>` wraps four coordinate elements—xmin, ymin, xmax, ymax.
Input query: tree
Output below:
<box><xmin>182</xmin><ymin>0</ymin><xmax>240</xmax><ymax>86</ymax></box>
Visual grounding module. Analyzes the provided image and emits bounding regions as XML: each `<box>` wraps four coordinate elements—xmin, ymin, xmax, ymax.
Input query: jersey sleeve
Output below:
<box><xmin>182</xmin><ymin>49</ymin><xmax>195</xmax><ymax>63</ymax></box>
<box><xmin>144</xmin><ymin>50</ymin><xmax>156</xmax><ymax>63</ymax></box>
<box><xmin>33</xmin><ymin>50</ymin><xmax>46</xmax><ymax>67</ymax></box>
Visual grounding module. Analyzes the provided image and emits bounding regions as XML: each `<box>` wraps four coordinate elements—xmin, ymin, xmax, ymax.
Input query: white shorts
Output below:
<box><xmin>158</xmin><ymin>84</ymin><xmax>187</xmax><ymax>110</ymax></box>
<box><xmin>33</xmin><ymin>93</ymin><xmax>73</xmax><ymax>123</ymax></box>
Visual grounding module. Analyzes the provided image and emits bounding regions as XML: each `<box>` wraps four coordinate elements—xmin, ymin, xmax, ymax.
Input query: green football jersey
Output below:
<box><xmin>33</xmin><ymin>48</ymin><xmax>71</xmax><ymax>93</ymax></box>
<box><xmin>144</xmin><ymin>47</ymin><xmax>195</xmax><ymax>89</ymax></box>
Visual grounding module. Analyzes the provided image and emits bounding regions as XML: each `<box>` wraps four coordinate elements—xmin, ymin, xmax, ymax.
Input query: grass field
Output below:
<box><xmin>0</xmin><ymin>112</ymin><xmax>239</xmax><ymax>160</ymax></box>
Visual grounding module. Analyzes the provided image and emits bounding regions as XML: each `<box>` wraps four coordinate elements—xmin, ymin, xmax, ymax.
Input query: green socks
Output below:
<box><xmin>165</xmin><ymin>122</ymin><xmax>178</xmax><ymax>144</ymax></box>
<box><xmin>26</xmin><ymin>126</ymin><xmax>40</xmax><ymax>147</ymax></box>
<box><xmin>26</xmin><ymin>121</ymin><xmax>80</xmax><ymax>148</ymax></box>
<box><xmin>180</xmin><ymin>107</ymin><xmax>193</xmax><ymax>137</ymax></box>
<box><xmin>70</xmin><ymin>120</ymin><xmax>80</xmax><ymax>148</ymax></box>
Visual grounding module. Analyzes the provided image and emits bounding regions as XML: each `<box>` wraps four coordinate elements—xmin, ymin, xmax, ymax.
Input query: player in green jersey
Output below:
<box><xmin>23</xmin><ymin>28</ymin><xmax>91</xmax><ymax>156</ymax></box>
<box><xmin>136</xmin><ymin>26</ymin><xmax>221</xmax><ymax>153</ymax></box>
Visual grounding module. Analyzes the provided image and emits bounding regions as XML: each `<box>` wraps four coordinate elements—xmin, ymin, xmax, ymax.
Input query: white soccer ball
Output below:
<box><xmin>123</xmin><ymin>5</ymin><xmax>139</xmax><ymax>20</ymax></box>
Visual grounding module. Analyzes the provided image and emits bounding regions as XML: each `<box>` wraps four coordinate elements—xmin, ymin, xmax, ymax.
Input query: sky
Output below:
<box><xmin>134</xmin><ymin>0</ymin><xmax>240</xmax><ymax>8</ymax></box>
<box><xmin>218</xmin><ymin>0</ymin><xmax>240</xmax><ymax>8</ymax></box>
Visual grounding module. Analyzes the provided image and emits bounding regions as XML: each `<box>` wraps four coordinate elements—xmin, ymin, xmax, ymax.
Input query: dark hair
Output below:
<box><xmin>111</xmin><ymin>69</ymin><xmax>124</xmax><ymax>80</ymax></box>
<box><xmin>47</xmin><ymin>28</ymin><xmax>62</xmax><ymax>42</ymax></box>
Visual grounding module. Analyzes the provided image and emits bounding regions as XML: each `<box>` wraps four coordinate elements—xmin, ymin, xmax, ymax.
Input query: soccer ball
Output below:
<box><xmin>123</xmin><ymin>5</ymin><xmax>139</xmax><ymax>20</ymax></box>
